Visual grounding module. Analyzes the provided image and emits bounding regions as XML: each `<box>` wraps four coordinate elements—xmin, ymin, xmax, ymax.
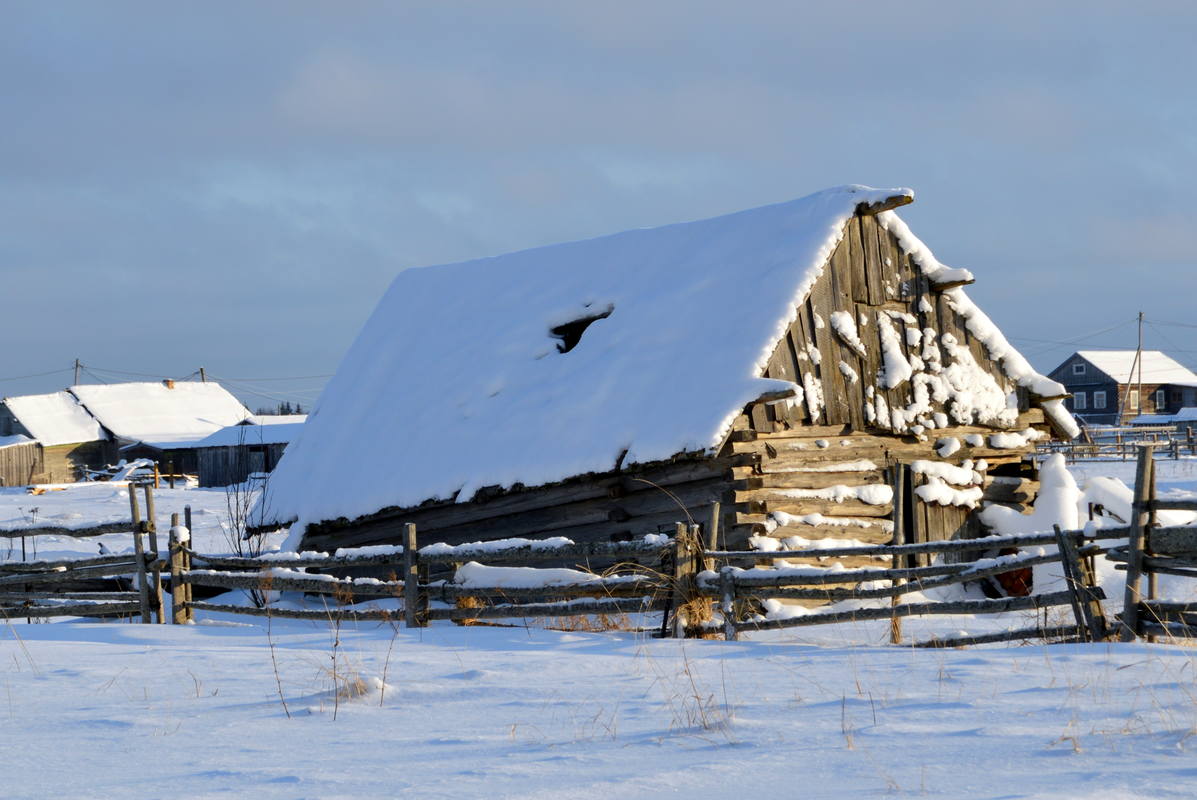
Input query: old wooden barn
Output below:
<box><xmin>0</xmin><ymin>391</ymin><xmax>113</xmax><ymax>485</ymax></box>
<box><xmin>70</xmin><ymin>380</ymin><xmax>252</xmax><ymax>475</ymax></box>
<box><xmin>261</xmin><ymin>185</ymin><xmax>1077</xmax><ymax>559</ymax></box>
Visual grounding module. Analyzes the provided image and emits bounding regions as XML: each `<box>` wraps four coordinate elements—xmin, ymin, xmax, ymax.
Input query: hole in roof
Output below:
<box><xmin>550</xmin><ymin>304</ymin><xmax>614</xmax><ymax>354</ymax></box>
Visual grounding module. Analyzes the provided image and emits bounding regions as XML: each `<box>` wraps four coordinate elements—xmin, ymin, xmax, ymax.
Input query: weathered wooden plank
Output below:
<box><xmin>859</xmin><ymin>215</ymin><xmax>888</xmax><ymax>306</ymax></box>
<box><xmin>809</xmin><ymin>275</ymin><xmax>850</xmax><ymax>426</ymax></box>
<box><xmin>1147</xmin><ymin>527</ymin><xmax>1197</xmax><ymax>556</ymax></box>
<box><xmin>733</xmin><ymin>469</ymin><xmax>889</xmax><ymax>489</ymax></box>
<box><xmin>754</xmin><ymin>524</ymin><xmax>894</xmax><ymax>544</ymax></box>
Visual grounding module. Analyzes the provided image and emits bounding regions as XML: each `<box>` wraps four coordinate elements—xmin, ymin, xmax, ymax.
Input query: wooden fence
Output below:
<box><xmin>1106</xmin><ymin>445</ymin><xmax>1197</xmax><ymax>641</ymax></box>
<box><xmin>9</xmin><ymin>452</ymin><xmax>1197</xmax><ymax>649</ymax></box>
<box><xmin>0</xmin><ymin>482</ymin><xmax>163</xmax><ymax>622</ymax></box>
<box><xmin>1037</xmin><ymin>426</ymin><xmax>1197</xmax><ymax>463</ymax></box>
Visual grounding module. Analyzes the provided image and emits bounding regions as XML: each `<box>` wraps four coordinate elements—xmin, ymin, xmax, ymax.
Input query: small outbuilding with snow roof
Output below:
<box><xmin>259</xmin><ymin>185</ymin><xmax>1077</xmax><ymax>558</ymax></box>
<box><xmin>0</xmin><ymin>391</ymin><xmax>114</xmax><ymax>484</ymax></box>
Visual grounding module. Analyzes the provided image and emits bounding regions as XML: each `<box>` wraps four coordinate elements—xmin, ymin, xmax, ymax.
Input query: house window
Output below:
<box><xmin>1072</xmin><ymin>363</ymin><xmax>1086</xmax><ymax>375</ymax></box>
<box><xmin>1129</xmin><ymin>389</ymin><xmax>1140</xmax><ymax>410</ymax></box>
<box><xmin>1094</xmin><ymin>391</ymin><xmax>1106</xmax><ymax>409</ymax></box>
<box><xmin>1156</xmin><ymin>389</ymin><xmax>1166</xmax><ymax>409</ymax></box>
<box><xmin>1073</xmin><ymin>392</ymin><xmax>1087</xmax><ymax>410</ymax></box>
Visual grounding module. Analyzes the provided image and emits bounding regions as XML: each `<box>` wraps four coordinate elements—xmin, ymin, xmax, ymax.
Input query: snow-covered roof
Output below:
<box><xmin>246</xmin><ymin>414</ymin><xmax>308</xmax><ymax>426</ymax></box>
<box><xmin>264</xmin><ymin>185</ymin><xmax>1072</xmax><ymax>531</ymax></box>
<box><xmin>0</xmin><ymin>434</ymin><xmax>35</xmax><ymax>450</ymax></box>
<box><xmin>1130</xmin><ymin>407</ymin><xmax>1197</xmax><ymax>425</ymax></box>
<box><xmin>1076</xmin><ymin>350</ymin><xmax>1197</xmax><ymax>386</ymax></box>
<box><xmin>194</xmin><ymin>420</ymin><xmax>305</xmax><ymax>448</ymax></box>
<box><xmin>1</xmin><ymin>391</ymin><xmax>105</xmax><ymax>447</ymax></box>
<box><xmin>70</xmin><ymin>381</ymin><xmax>251</xmax><ymax>448</ymax></box>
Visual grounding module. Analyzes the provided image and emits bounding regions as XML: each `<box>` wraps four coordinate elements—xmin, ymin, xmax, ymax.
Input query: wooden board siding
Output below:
<box><xmin>759</xmin><ymin>213</ymin><xmax>1025</xmax><ymax>440</ymax></box>
<box><xmin>41</xmin><ymin>441</ymin><xmax>115</xmax><ymax>484</ymax></box>
<box><xmin>197</xmin><ymin>443</ymin><xmax>289</xmax><ymax>488</ymax></box>
<box><xmin>0</xmin><ymin>442</ymin><xmax>41</xmax><ymax>487</ymax></box>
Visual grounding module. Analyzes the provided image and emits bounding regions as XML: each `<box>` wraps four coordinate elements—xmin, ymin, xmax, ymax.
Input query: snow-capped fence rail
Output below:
<box><xmin>175</xmin><ymin>522</ymin><xmax>682</xmax><ymax>630</ymax></box>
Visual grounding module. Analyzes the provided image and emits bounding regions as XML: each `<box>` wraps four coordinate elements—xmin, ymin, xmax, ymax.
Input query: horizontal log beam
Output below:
<box><xmin>183</xmin><ymin>571</ymin><xmax>406</xmax><ymax>597</ymax></box>
<box><xmin>186</xmin><ymin>601</ymin><xmax>400</xmax><ymax>622</ymax></box>
<box><xmin>855</xmin><ymin>192</ymin><xmax>913</xmax><ymax>216</ymax></box>
<box><xmin>0</xmin><ymin>558</ymin><xmax>159</xmax><ymax>588</ymax></box>
<box><xmin>418</xmin><ymin>537</ymin><xmax>673</xmax><ymax>566</ymax></box>
<box><xmin>734</xmin><ymin>590</ymin><xmax>1077</xmax><ymax>633</ymax></box>
<box><xmin>427</xmin><ymin>596</ymin><xmax>666</xmax><ymax>622</ymax></box>
<box><xmin>0</xmin><ymin>522</ymin><xmax>135</xmax><ymax>539</ymax></box>
<box><xmin>710</xmin><ymin>527</ymin><xmax>1127</xmax><ymax>561</ymax></box>
<box><xmin>912</xmin><ymin>624</ymin><xmax>1088</xmax><ymax>648</ymax></box>
<box><xmin>0</xmin><ymin>552</ymin><xmax>150</xmax><ymax>573</ymax></box>
<box><xmin>0</xmin><ymin>601</ymin><xmax>143</xmax><ymax>618</ymax></box>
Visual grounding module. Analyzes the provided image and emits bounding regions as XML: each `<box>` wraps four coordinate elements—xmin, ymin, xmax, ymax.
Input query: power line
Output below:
<box><xmin>0</xmin><ymin>367</ymin><xmax>73</xmax><ymax>384</ymax></box>
<box><xmin>213</xmin><ymin>373</ymin><xmax>334</xmax><ymax>382</ymax></box>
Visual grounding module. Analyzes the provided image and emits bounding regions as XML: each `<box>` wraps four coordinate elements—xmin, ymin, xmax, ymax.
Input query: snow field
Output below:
<box><xmin>4</xmin><ymin>621</ymin><xmax>1197</xmax><ymax>799</ymax></box>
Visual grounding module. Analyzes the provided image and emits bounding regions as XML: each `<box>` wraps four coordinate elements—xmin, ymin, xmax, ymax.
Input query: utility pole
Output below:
<box><xmin>73</xmin><ymin>358</ymin><xmax>80</xmax><ymax>385</ymax></box>
<box><xmin>1117</xmin><ymin>311</ymin><xmax>1144</xmax><ymax>424</ymax></box>
<box><xmin>1137</xmin><ymin>311</ymin><xmax>1144</xmax><ymax>416</ymax></box>
<box><xmin>199</xmin><ymin>367</ymin><xmax>206</xmax><ymax>383</ymax></box>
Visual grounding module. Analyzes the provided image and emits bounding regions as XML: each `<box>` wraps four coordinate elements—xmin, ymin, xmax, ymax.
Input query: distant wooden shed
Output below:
<box><xmin>261</xmin><ymin>185</ymin><xmax>1077</xmax><ymax>557</ymax></box>
<box><xmin>192</xmin><ymin>416</ymin><xmax>306</xmax><ymax>487</ymax></box>
<box><xmin>70</xmin><ymin>380</ymin><xmax>252</xmax><ymax>474</ymax></box>
<box><xmin>0</xmin><ymin>391</ymin><xmax>113</xmax><ymax>484</ymax></box>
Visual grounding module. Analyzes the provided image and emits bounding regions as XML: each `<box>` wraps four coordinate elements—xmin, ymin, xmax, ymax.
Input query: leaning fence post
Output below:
<box><xmin>143</xmin><ymin>484</ymin><xmax>165</xmax><ymax>623</ymax></box>
<box><xmin>403</xmin><ymin>523</ymin><xmax>426</xmax><ymax>628</ymax></box>
<box><xmin>890</xmin><ymin>463</ymin><xmax>907</xmax><ymax>645</ymax></box>
<box><xmin>128</xmin><ymin>483</ymin><xmax>151</xmax><ymax>624</ymax></box>
<box><xmin>719</xmin><ymin>567</ymin><xmax>738</xmax><ymax>641</ymax></box>
<box><xmin>1053</xmin><ymin>525</ymin><xmax>1095</xmax><ymax>641</ymax></box>
<box><xmin>169</xmin><ymin>512</ymin><xmax>190</xmax><ymax>624</ymax></box>
<box><xmin>1120</xmin><ymin>446</ymin><xmax>1155</xmax><ymax>641</ymax></box>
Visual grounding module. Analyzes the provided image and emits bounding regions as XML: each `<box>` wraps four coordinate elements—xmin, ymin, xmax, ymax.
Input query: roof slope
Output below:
<box><xmin>264</xmin><ymin>185</ymin><xmax>1071</xmax><ymax>532</ymax></box>
<box><xmin>1077</xmin><ymin>350</ymin><xmax>1197</xmax><ymax>385</ymax></box>
<box><xmin>2</xmin><ymin>391</ymin><xmax>105</xmax><ymax>447</ymax></box>
<box><xmin>194</xmin><ymin>420</ymin><xmax>305</xmax><ymax>448</ymax></box>
<box><xmin>70</xmin><ymin>382</ymin><xmax>251</xmax><ymax>447</ymax></box>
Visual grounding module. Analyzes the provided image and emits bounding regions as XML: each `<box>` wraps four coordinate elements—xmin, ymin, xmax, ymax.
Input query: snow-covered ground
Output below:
<box><xmin>4</xmin><ymin>621</ymin><xmax>1197</xmax><ymax>799</ymax></box>
<box><xmin>2</xmin><ymin>461</ymin><xmax>1197</xmax><ymax>798</ymax></box>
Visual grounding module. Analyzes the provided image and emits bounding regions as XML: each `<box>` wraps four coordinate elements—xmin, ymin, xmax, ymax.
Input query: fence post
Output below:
<box><xmin>890</xmin><ymin>463</ymin><xmax>907</xmax><ymax>645</ymax></box>
<box><xmin>403</xmin><ymin>523</ymin><xmax>426</xmax><ymax>628</ymax></box>
<box><xmin>169</xmin><ymin>512</ymin><xmax>190</xmax><ymax>624</ymax></box>
<box><xmin>671</xmin><ymin>522</ymin><xmax>698</xmax><ymax>638</ymax></box>
<box><xmin>143</xmin><ymin>484</ymin><xmax>165</xmax><ymax>623</ymax></box>
<box><xmin>720</xmin><ymin>566</ymin><xmax>737</xmax><ymax>641</ymax></box>
<box><xmin>128</xmin><ymin>484</ymin><xmax>151</xmax><ymax>624</ymax></box>
<box><xmin>1119</xmin><ymin>446</ymin><xmax>1155</xmax><ymax>641</ymax></box>
<box><xmin>183</xmin><ymin>505</ymin><xmax>194</xmax><ymax>618</ymax></box>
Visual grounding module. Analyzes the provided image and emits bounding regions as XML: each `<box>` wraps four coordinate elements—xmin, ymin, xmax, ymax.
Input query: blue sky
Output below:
<box><xmin>3</xmin><ymin>2</ymin><xmax>1195</xmax><ymax>409</ymax></box>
